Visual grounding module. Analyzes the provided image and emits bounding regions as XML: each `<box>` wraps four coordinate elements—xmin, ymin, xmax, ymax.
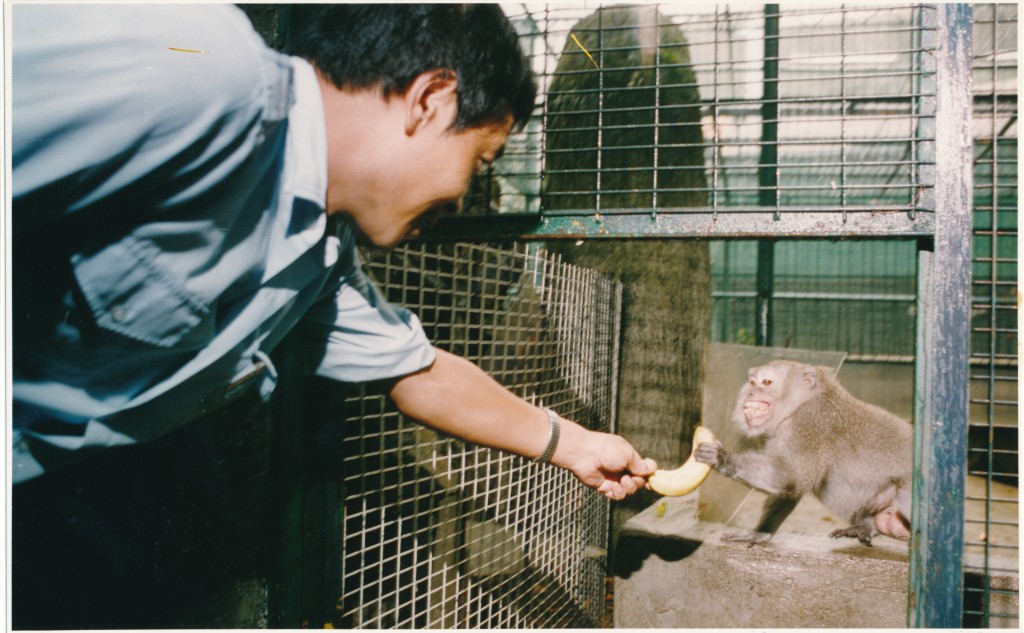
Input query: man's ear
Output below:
<box><xmin>404</xmin><ymin>69</ymin><xmax>458</xmax><ymax>135</ymax></box>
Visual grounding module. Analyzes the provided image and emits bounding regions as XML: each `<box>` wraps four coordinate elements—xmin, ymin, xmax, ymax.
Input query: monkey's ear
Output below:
<box><xmin>802</xmin><ymin>367</ymin><xmax>818</xmax><ymax>389</ymax></box>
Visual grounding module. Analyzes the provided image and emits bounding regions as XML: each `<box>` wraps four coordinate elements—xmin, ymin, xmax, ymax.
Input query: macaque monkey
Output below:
<box><xmin>695</xmin><ymin>360</ymin><xmax>913</xmax><ymax>546</ymax></box>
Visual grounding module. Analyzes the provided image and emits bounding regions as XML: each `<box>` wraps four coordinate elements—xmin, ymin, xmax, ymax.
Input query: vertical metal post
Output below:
<box><xmin>756</xmin><ymin>5</ymin><xmax>780</xmax><ymax>346</ymax></box>
<box><xmin>755</xmin><ymin>241</ymin><xmax>775</xmax><ymax>346</ymax></box>
<box><xmin>609</xmin><ymin>280</ymin><xmax>623</xmax><ymax>434</ymax></box>
<box><xmin>909</xmin><ymin>4</ymin><xmax>973</xmax><ymax>627</ymax></box>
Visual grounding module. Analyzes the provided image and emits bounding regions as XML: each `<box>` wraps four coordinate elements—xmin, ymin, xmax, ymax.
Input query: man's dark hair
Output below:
<box><xmin>290</xmin><ymin>4</ymin><xmax>537</xmax><ymax>132</ymax></box>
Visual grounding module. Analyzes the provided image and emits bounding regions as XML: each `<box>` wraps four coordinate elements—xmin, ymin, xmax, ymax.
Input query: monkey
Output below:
<box><xmin>694</xmin><ymin>360</ymin><xmax>913</xmax><ymax>546</ymax></box>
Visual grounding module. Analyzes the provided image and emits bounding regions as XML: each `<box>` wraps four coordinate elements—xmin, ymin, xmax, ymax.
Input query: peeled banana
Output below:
<box><xmin>647</xmin><ymin>425</ymin><xmax>716</xmax><ymax>496</ymax></box>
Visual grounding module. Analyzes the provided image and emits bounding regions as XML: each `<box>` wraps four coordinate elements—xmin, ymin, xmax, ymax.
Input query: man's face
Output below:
<box><xmin>350</xmin><ymin>115</ymin><xmax>513</xmax><ymax>249</ymax></box>
<box><xmin>320</xmin><ymin>69</ymin><xmax>517</xmax><ymax>249</ymax></box>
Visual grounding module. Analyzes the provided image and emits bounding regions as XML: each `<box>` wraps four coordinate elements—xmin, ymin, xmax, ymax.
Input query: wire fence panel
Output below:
<box><xmin>710</xmin><ymin>240</ymin><xmax>919</xmax><ymax>358</ymax></box>
<box><xmin>964</xmin><ymin>3</ymin><xmax>1018</xmax><ymax>628</ymax></box>
<box><xmin>451</xmin><ymin>3</ymin><xmax>939</xmax><ymax>238</ymax></box>
<box><xmin>331</xmin><ymin>244</ymin><xmax>620</xmax><ymax>628</ymax></box>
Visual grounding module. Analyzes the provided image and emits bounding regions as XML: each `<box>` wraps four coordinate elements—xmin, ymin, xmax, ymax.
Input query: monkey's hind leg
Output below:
<box><xmin>723</xmin><ymin>495</ymin><xmax>800</xmax><ymax>546</ymax></box>
<box><xmin>831</xmin><ymin>482</ymin><xmax>910</xmax><ymax>545</ymax></box>
<box><xmin>829</xmin><ymin>522</ymin><xmax>876</xmax><ymax>546</ymax></box>
<box><xmin>872</xmin><ymin>506</ymin><xmax>910</xmax><ymax>540</ymax></box>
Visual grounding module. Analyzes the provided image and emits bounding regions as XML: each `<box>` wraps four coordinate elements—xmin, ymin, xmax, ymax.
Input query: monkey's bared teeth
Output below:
<box><xmin>743</xmin><ymin>401</ymin><xmax>772</xmax><ymax>420</ymax></box>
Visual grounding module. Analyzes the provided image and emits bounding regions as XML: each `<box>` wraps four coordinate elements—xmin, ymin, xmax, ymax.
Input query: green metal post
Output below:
<box><xmin>909</xmin><ymin>4</ymin><xmax>973</xmax><ymax>627</ymax></box>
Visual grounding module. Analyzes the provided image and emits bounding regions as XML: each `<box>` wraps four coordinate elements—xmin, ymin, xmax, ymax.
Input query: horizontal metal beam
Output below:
<box><xmin>429</xmin><ymin>208</ymin><xmax>934</xmax><ymax>241</ymax></box>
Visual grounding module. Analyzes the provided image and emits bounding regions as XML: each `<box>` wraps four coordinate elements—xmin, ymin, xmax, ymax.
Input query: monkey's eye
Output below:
<box><xmin>762</xmin><ymin>379</ymin><xmax>772</xmax><ymax>386</ymax></box>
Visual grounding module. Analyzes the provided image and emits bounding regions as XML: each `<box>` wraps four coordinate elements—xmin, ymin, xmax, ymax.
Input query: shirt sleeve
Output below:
<box><xmin>301</xmin><ymin>243</ymin><xmax>437</xmax><ymax>384</ymax></box>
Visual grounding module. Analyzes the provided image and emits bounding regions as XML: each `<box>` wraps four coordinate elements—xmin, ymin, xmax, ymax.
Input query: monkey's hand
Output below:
<box><xmin>694</xmin><ymin>440</ymin><xmax>730</xmax><ymax>472</ymax></box>
<box><xmin>722</xmin><ymin>530</ymin><xmax>774</xmax><ymax>547</ymax></box>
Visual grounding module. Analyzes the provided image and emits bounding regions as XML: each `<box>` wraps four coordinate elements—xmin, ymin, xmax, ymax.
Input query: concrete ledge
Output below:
<box><xmin>614</xmin><ymin>494</ymin><xmax>910</xmax><ymax>628</ymax></box>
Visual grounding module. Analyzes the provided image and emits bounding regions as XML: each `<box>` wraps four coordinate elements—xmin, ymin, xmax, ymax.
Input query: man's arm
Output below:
<box><xmin>388</xmin><ymin>348</ymin><xmax>656</xmax><ymax>499</ymax></box>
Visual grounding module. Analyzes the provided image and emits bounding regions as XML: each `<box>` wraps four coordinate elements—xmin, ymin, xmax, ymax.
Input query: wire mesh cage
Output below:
<box><xmin>466</xmin><ymin>3</ymin><xmax>940</xmax><ymax>237</ymax></box>
<box><xmin>325</xmin><ymin>244</ymin><xmax>622</xmax><ymax>628</ymax></box>
<box><xmin>964</xmin><ymin>3</ymin><xmax>1019</xmax><ymax>628</ymax></box>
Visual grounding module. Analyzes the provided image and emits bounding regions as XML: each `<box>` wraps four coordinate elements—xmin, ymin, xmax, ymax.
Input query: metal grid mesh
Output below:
<box><xmin>964</xmin><ymin>3</ymin><xmax>1018</xmax><ymax>627</ymax></box>
<box><xmin>710</xmin><ymin>240</ymin><xmax>917</xmax><ymax>358</ymax></box>
<box><xmin>482</xmin><ymin>3</ymin><xmax>936</xmax><ymax>234</ymax></box>
<box><xmin>334</xmin><ymin>244</ymin><xmax>621</xmax><ymax>628</ymax></box>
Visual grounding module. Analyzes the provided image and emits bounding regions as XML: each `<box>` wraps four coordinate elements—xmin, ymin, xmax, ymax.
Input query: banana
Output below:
<box><xmin>647</xmin><ymin>425</ymin><xmax>716</xmax><ymax>496</ymax></box>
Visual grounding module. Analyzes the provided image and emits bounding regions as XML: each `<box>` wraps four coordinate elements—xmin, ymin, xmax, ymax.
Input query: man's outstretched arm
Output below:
<box><xmin>388</xmin><ymin>348</ymin><xmax>656</xmax><ymax>500</ymax></box>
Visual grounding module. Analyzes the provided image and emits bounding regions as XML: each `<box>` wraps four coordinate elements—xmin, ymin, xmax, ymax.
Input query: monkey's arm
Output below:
<box><xmin>755</xmin><ymin>494</ymin><xmax>800</xmax><ymax>533</ymax></box>
<box><xmin>721</xmin><ymin>495</ymin><xmax>800</xmax><ymax>545</ymax></box>
<box><xmin>695</xmin><ymin>441</ymin><xmax>794</xmax><ymax>496</ymax></box>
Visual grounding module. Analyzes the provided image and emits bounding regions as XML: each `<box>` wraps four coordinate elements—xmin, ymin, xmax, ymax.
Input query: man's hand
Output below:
<box><xmin>550</xmin><ymin>419</ymin><xmax>657</xmax><ymax>500</ymax></box>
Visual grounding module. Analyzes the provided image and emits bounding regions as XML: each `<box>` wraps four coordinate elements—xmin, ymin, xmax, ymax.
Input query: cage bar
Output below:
<box><xmin>910</xmin><ymin>4</ymin><xmax>972</xmax><ymax>627</ymax></box>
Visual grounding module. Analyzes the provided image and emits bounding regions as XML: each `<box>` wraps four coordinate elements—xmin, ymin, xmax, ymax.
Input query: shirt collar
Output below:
<box><xmin>286</xmin><ymin>56</ymin><xmax>328</xmax><ymax>207</ymax></box>
<box><xmin>262</xmin><ymin>56</ymin><xmax>330</xmax><ymax>283</ymax></box>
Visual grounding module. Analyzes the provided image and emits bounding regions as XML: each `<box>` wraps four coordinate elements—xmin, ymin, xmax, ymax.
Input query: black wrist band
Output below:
<box><xmin>533</xmin><ymin>407</ymin><xmax>560</xmax><ymax>464</ymax></box>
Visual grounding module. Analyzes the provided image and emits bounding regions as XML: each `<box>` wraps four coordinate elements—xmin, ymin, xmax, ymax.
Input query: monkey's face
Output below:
<box><xmin>732</xmin><ymin>361</ymin><xmax>819</xmax><ymax>436</ymax></box>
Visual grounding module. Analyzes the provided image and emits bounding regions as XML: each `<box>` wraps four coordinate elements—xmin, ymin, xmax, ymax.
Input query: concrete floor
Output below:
<box><xmin>615</xmin><ymin>478</ymin><xmax>1019</xmax><ymax>628</ymax></box>
<box><xmin>615</xmin><ymin>493</ymin><xmax>911</xmax><ymax>628</ymax></box>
